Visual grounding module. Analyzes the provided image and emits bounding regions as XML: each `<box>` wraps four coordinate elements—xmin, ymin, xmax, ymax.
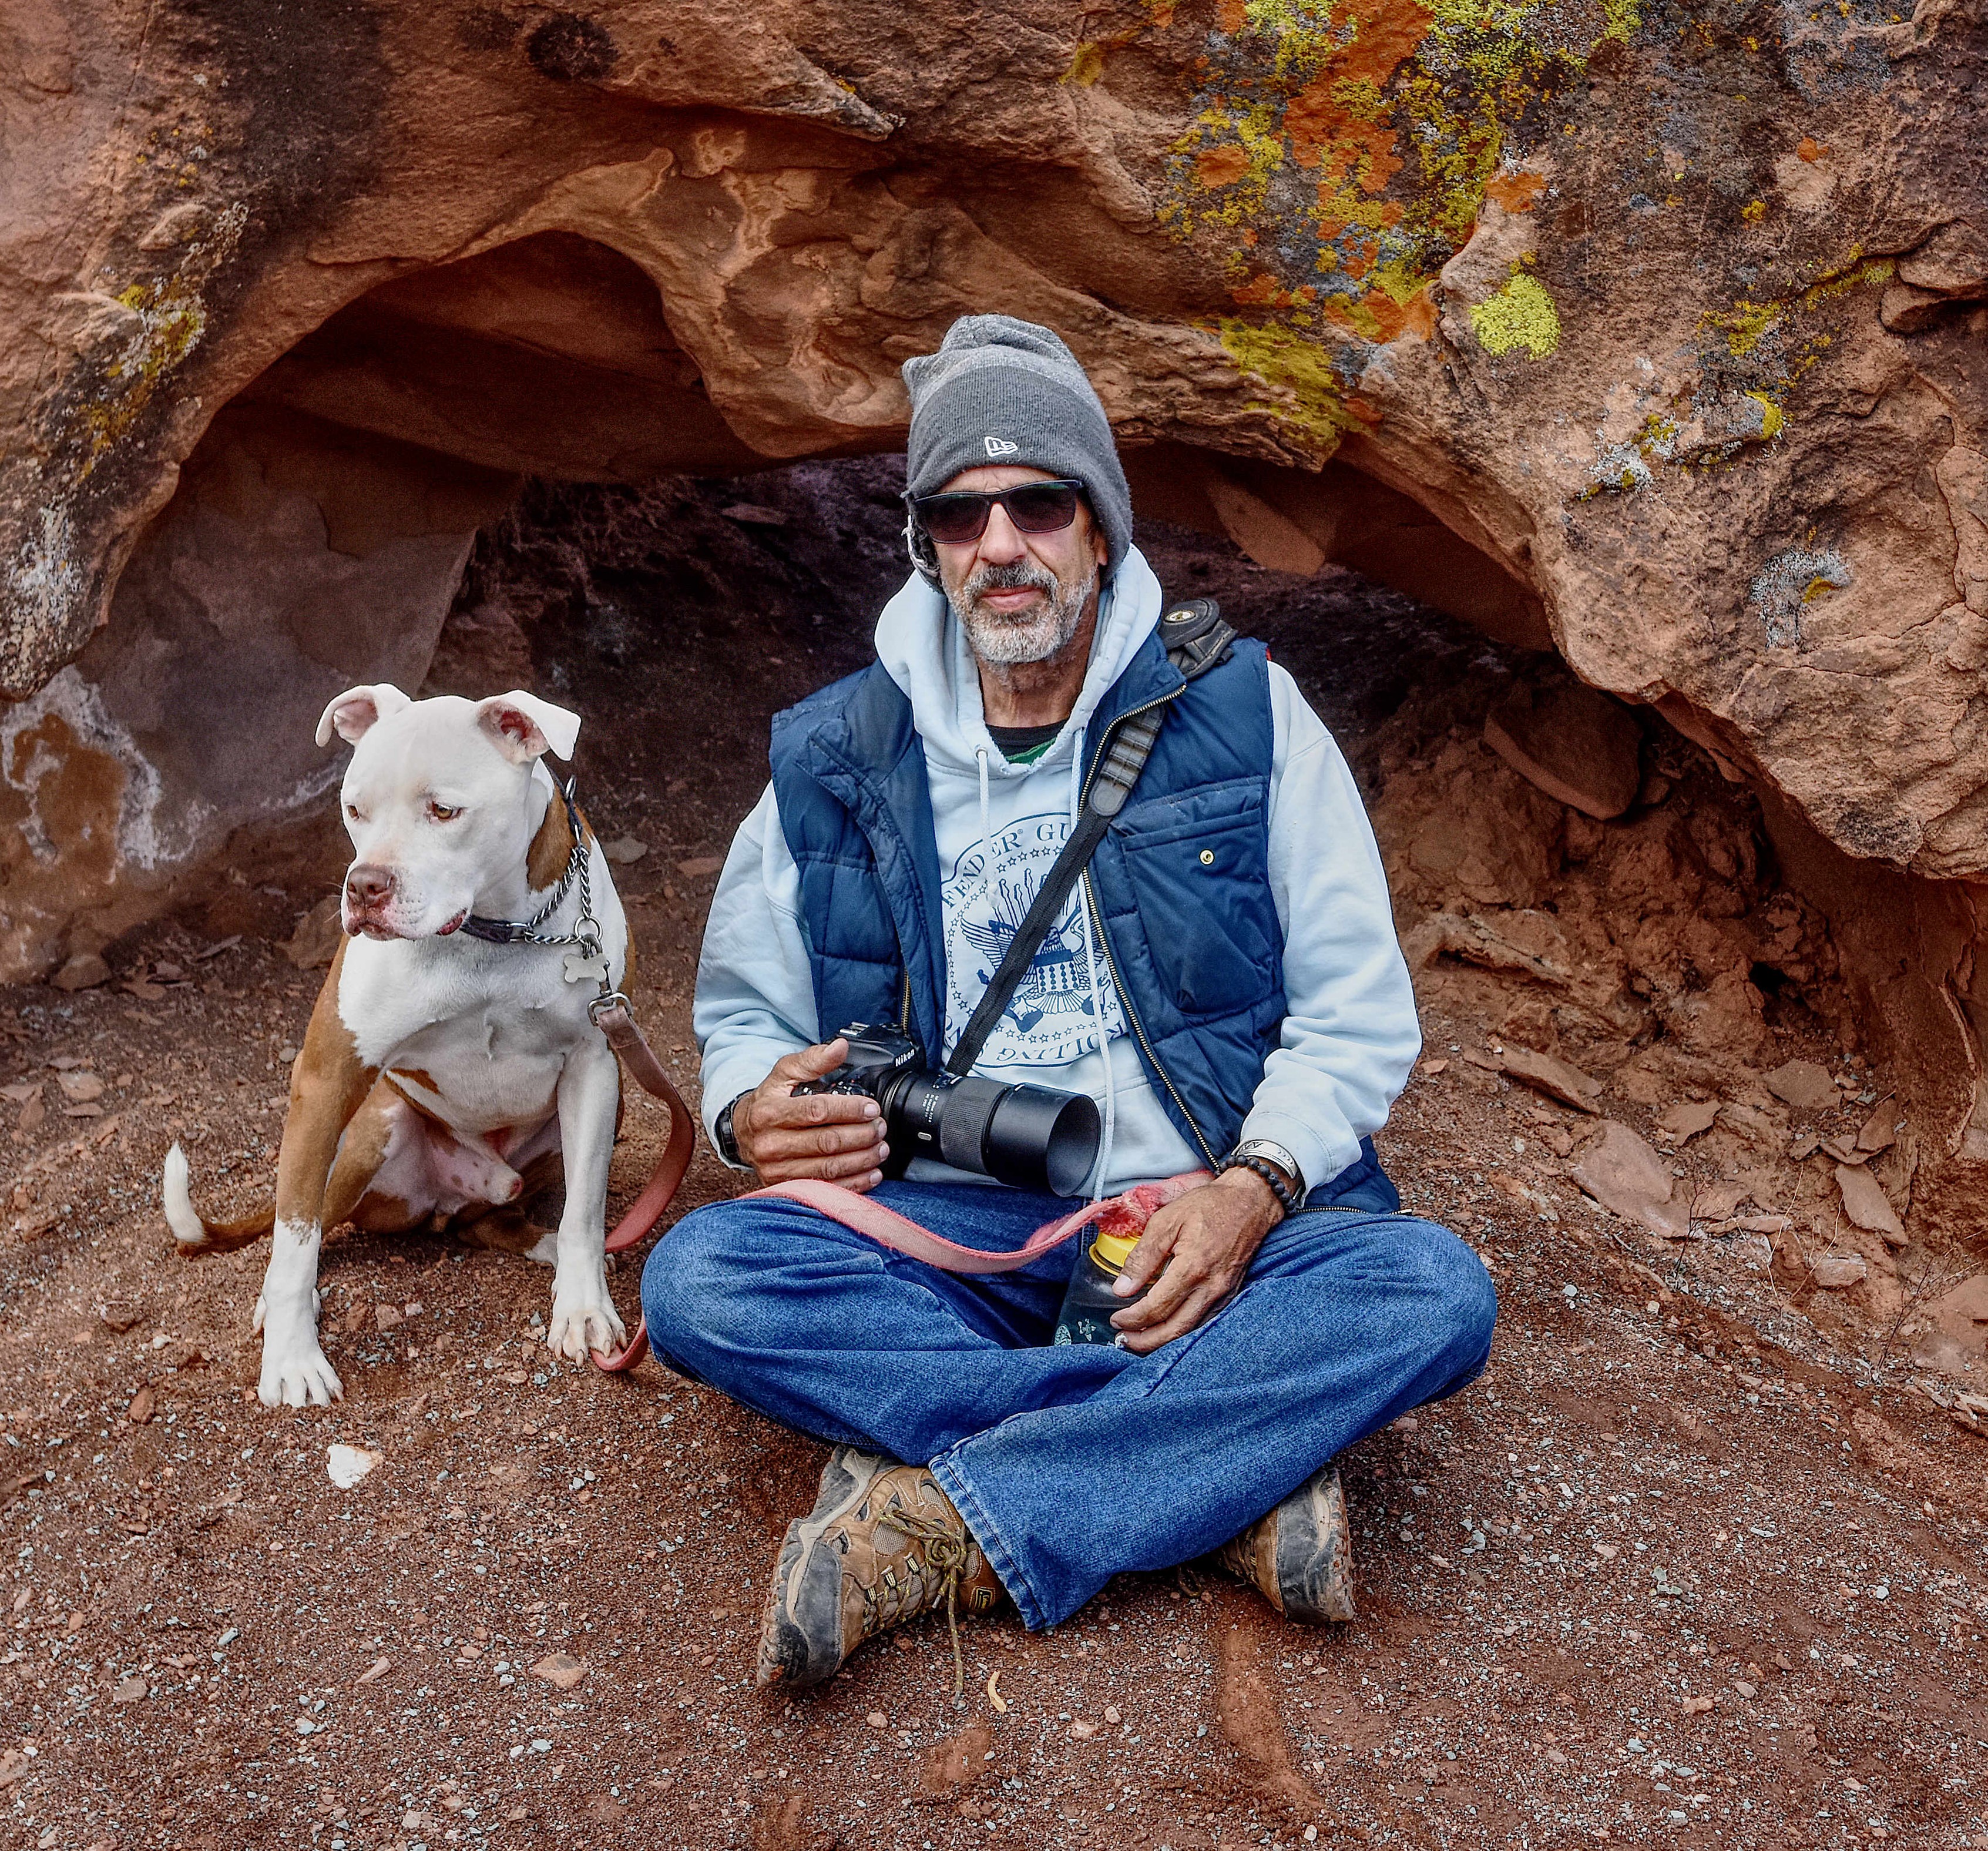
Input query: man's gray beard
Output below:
<box><xmin>949</xmin><ymin>559</ymin><xmax>1097</xmax><ymax>666</ymax></box>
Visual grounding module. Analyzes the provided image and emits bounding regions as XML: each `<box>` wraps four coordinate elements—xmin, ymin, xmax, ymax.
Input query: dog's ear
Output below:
<box><xmin>316</xmin><ymin>683</ymin><xmax>411</xmax><ymax>749</ymax></box>
<box><xmin>475</xmin><ymin>692</ymin><xmax>582</xmax><ymax>764</ymax></box>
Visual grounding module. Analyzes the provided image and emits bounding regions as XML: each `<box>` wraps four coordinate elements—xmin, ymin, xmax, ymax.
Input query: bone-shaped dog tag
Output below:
<box><xmin>563</xmin><ymin>948</ymin><xmax>611</xmax><ymax>985</ymax></box>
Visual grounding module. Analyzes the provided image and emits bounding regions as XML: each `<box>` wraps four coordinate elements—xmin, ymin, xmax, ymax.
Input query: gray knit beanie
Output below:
<box><xmin>901</xmin><ymin>315</ymin><xmax>1133</xmax><ymax>578</ymax></box>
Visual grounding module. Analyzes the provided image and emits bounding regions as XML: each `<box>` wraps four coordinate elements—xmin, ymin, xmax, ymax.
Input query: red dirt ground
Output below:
<box><xmin>2</xmin><ymin>473</ymin><xmax>1983</xmax><ymax>1851</ymax></box>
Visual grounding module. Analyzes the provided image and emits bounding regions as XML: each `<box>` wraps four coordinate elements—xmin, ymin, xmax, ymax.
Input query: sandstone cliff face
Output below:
<box><xmin>2</xmin><ymin>0</ymin><xmax>1985</xmax><ymax>1227</ymax></box>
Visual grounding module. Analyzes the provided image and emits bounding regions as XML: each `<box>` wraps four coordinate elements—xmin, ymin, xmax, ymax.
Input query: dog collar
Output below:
<box><xmin>458</xmin><ymin>780</ymin><xmax>595</xmax><ymax>950</ymax></box>
<box><xmin>457</xmin><ymin>780</ymin><xmax>632</xmax><ymax>1031</ymax></box>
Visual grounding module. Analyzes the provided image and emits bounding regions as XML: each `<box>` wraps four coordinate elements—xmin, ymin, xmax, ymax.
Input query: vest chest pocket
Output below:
<box><xmin>1115</xmin><ymin>779</ymin><xmax>1280</xmax><ymax>1018</ymax></box>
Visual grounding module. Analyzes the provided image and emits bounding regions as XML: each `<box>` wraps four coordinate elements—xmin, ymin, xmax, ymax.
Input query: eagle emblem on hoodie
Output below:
<box><xmin>944</xmin><ymin>813</ymin><xmax>1126</xmax><ymax>1064</ymax></box>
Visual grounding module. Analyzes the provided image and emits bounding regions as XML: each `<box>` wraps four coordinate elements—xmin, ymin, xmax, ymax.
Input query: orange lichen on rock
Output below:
<box><xmin>1796</xmin><ymin>136</ymin><xmax>1828</xmax><ymax>162</ymax></box>
<box><xmin>1281</xmin><ymin>0</ymin><xmax>1433</xmax><ymax>177</ymax></box>
<box><xmin>1314</xmin><ymin>120</ymin><xmax>1408</xmax><ymax>199</ymax></box>
<box><xmin>1231</xmin><ymin>271</ymin><xmax>1288</xmax><ymax>307</ymax></box>
<box><xmin>1361</xmin><ymin>287</ymin><xmax>1437</xmax><ymax>341</ymax></box>
<box><xmin>1484</xmin><ymin>170</ymin><xmax>1548</xmax><ymax>213</ymax></box>
<box><xmin>1196</xmin><ymin>143</ymin><xmax>1253</xmax><ymax>190</ymax></box>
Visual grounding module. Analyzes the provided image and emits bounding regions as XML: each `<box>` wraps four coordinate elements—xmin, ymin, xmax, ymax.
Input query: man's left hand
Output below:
<box><xmin>1107</xmin><ymin>1167</ymin><xmax>1283</xmax><ymax>1353</ymax></box>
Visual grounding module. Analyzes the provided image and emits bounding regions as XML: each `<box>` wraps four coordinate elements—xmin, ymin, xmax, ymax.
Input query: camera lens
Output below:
<box><xmin>888</xmin><ymin>1071</ymin><xmax>1101</xmax><ymax>1197</ymax></box>
<box><xmin>986</xmin><ymin>1084</ymin><xmax>1101</xmax><ymax>1196</ymax></box>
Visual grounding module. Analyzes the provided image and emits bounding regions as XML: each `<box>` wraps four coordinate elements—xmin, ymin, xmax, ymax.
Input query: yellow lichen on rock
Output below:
<box><xmin>1745</xmin><ymin>391</ymin><xmax>1785</xmax><ymax>441</ymax></box>
<box><xmin>1469</xmin><ymin>270</ymin><xmax>1561</xmax><ymax>358</ymax></box>
<box><xmin>1217</xmin><ymin>318</ymin><xmax>1373</xmax><ymax>459</ymax></box>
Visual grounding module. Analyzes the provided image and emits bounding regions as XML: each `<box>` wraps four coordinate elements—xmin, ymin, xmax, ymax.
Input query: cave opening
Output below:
<box><xmin>17</xmin><ymin>226</ymin><xmax>1569</xmax><ymax>971</ymax></box>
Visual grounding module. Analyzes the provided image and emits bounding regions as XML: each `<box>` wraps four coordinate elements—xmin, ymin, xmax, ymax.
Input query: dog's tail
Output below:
<box><xmin>163</xmin><ymin>1143</ymin><xmax>277</xmax><ymax>1256</ymax></box>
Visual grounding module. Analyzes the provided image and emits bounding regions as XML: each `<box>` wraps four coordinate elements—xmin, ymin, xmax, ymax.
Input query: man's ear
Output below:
<box><xmin>474</xmin><ymin>691</ymin><xmax>582</xmax><ymax>765</ymax></box>
<box><xmin>315</xmin><ymin>683</ymin><xmax>411</xmax><ymax>749</ymax></box>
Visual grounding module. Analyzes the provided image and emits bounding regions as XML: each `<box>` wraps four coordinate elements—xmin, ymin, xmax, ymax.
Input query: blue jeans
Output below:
<box><xmin>641</xmin><ymin>1171</ymin><xmax>1495</xmax><ymax>1629</ymax></box>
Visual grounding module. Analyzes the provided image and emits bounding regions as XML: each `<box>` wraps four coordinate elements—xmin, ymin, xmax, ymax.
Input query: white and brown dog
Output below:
<box><xmin>163</xmin><ymin>684</ymin><xmax>632</xmax><ymax>1407</ymax></box>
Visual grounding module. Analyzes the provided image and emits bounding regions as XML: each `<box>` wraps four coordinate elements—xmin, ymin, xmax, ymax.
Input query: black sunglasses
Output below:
<box><xmin>908</xmin><ymin>478</ymin><xmax>1087</xmax><ymax>546</ymax></box>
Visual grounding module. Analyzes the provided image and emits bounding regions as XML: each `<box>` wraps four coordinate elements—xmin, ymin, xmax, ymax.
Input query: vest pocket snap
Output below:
<box><xmin>1198</xmin><ymin>849</ymin><xmax>1214</xmax><ymax>866</ymax></box>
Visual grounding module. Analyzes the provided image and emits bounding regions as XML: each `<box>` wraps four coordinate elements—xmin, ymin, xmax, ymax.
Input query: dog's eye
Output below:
<box><xmin>427</xmin><ymin>800</ymin><xmax>464</xmax><ymax>823</ymax></box>
<box><xmin>345</xmin><ymin>804</ymin><xmax>364</xmax><ymax>822</ymax></box>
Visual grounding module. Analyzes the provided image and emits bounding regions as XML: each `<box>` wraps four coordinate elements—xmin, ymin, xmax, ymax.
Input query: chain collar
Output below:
<box><xmin>456</xmin><ymin>779</ymin><xmax>598</xmax><ymax>947</ymax></box>
<box><xmin>456</xmin><ymin>779</ymin><xmax>630</xmax><ymax>1028</ymax></box>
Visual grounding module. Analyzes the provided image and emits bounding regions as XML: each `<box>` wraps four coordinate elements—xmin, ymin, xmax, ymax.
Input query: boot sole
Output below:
<box><xmin>1274</xmin><ymin>1463</ymin><xmax>1356</xmax><ymax>1622</ymax></box>
<box><xmin>754</xmin><ymin>1446</ymin><xmax>885</xmax><ymax>1689</ymax></box>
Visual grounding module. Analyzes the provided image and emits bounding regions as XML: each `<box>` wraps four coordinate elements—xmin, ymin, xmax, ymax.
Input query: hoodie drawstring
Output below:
<box><xmin>973</xmin><ymin>747</ymin><xmax>995</xmax><ymax>919</ymax></box>
<box><xmin>1069</xmin><ymin>733</ymin><xmax>1115</xmax><ymax>1202</ymax></box>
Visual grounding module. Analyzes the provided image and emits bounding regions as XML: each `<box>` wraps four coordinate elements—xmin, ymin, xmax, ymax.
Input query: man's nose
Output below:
<box><xmin>345</xmin><ymin>864</ymin><xmax>395</xmax><ymax>910</ymax></box>
<box><xmin>976</xmin><ymin>502</ymin><xmax>1029</xmax><ymax>564</ymax></box>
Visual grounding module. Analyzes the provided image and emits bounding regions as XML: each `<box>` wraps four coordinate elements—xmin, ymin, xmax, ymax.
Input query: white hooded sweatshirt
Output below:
<box><xmin>694</xmin><ymin>546</ymin><xmax>1421</xmax><ymax>1198</ymax></box>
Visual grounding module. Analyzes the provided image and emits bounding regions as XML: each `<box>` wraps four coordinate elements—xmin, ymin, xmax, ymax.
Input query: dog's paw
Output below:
<box><xmin>545</xmin><ymin>1290</ymin><xmax>626</xmax><ymax>1363</ymax></box>
<box><xmin>258</xmin><ymin>1342</ymin><xmax>344</xmax><ymax>1409</ymax></box>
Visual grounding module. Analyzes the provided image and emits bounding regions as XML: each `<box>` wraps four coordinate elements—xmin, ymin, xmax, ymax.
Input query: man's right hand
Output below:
<box><xmin>731</xmin><ymin>1039</ymin><xmax>888</xmax><ymax>1191</ymax></box>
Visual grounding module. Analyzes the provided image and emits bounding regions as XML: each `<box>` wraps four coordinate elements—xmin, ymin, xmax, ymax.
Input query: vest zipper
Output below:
<box><xmin>1077</xmin><ymin>689</ymin><xmax>1181</xmax><ymax>812</ymax></box>
<box><xmin>1082</xmin><ymin>871</ymin><xmax>1218</xmax><ymax>1168</ymax></box>
<box><xmin>1074</xmin><ymin>687</ymin><xmax>1221</xmax><ymax>1168</ymax></box>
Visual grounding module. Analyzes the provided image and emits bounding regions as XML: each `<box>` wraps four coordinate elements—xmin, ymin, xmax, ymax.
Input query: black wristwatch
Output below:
<box><xmin>714</xmin><ymin>1094</ymin><xmax>747</xmax><ymax>1168</ymax></box>
<box><xmin>1220</xmin><ymin>1139</ymin><xmax>1305</xmax><ymax>1218</ymax></box>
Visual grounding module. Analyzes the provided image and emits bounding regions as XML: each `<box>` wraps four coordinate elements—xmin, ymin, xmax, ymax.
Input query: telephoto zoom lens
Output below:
<box><xmin>888</xmin><ymin>1071</ymin><xmax>1100</xmax><ymax>1197</ymax></box>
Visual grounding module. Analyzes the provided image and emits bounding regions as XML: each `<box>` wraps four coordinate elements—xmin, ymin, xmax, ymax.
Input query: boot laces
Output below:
<box><xmin>875</xmin><ymin>1504</ymin><xmax>972</xmax><ymax>1701</ymax></box>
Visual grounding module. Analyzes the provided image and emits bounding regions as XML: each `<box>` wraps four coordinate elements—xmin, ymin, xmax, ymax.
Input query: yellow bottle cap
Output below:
<box><xmin>1089</xmin><ymin>1228</ymin><xmax>1139</xmax><ymax>1273</ymax></box>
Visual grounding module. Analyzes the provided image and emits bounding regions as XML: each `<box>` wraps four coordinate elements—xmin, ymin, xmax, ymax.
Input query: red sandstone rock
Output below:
<box><xmin>1809</xmin><ymin>1253</ymin><xmax>1869</xmax><ymax>1291</ymax></box>
<box><xmin>1496</xmin><ymin>1043</ymin><xmax>1603</xmax><ymax>1116</ymax></box>
<box><xmin>48</xmin><ymin>953</ymin><xmax>109</xmax><ymax>992</ymax></box>
<box><xmin>1765</xmin><ymin>1059</ymin><xmax>1839</xmax><ymax>1114</ymax></box>
<box><xmin>1856</xmin><ymin>1102</ymin><xmax>1901</xmax><ymax>1155</ymax></box>
<box><xmin>1660</xmin><ymin>1100</ymin><xmax>1721</xmax><ymax>1143</ymax></box>
<box><xmin>1571</xmin><ymin>1121</ymin><xmax>1688</xmax><ymax>1241</ymax></box>
<box><xmin>1924</xmin><ymin>1273</ymin><xmax>1988</xmax><ymax>1360</ymax></box>
<box><xmin>1483</xmin><ymin>686</ymin><xmax>1642</xmax><ymax>821</ymax></box>
<box><xmin>1834</xmin><ymin>1163</ymin><xmax>1906</xmax><ymax>1248</ymax></box>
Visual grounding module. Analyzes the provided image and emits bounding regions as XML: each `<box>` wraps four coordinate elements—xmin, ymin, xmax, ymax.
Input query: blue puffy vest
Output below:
<box><xmin>767</xmin><ymin>625</ymin><xmax>1394</xmax><ymax>1209</ymax></box>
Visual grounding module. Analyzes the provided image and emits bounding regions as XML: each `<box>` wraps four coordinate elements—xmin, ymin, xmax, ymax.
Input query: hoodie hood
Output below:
<box><xmin>872</xmin><ymin>546</ymin><xmax>1165</xmax><ymax>782</ymax></box>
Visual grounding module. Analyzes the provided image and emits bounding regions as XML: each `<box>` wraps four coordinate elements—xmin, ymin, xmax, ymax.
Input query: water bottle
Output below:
<box><xmin>1052</xmin><ymin>1225</ymin><xmax>1147</xmax><ymax>1347</ymax></box>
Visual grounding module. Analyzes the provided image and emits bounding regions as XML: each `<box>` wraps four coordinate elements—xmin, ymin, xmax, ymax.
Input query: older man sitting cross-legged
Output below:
<box><xmin>643</xmin><ymin>314</ymin><xmax>1496</xmax><ymax>1689</ymax></box>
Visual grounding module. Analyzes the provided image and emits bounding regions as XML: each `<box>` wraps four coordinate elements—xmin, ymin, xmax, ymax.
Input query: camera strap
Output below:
<box><xmin>945</xmin><ymin>598</ymin><xmax>1234</xmax><ymax>1078</ymax></box>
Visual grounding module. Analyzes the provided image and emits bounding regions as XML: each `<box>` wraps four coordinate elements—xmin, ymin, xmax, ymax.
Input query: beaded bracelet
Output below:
<box><xmin>1220</xmin><ymin>1152</ymin><xmax>1302</xmax><ymax>1218</ymax></box>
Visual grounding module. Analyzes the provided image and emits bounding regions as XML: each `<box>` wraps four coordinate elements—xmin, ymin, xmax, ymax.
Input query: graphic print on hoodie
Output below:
<box><xmin>942</xmin><ymin>811</ymin><xmax>1127</xmax><ymax>1068</ymax></box>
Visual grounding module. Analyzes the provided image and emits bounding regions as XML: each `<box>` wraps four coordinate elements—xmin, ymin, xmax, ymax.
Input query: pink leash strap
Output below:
<box><xmin>743</xmin><ymin>1171</ymin><xmax>1208</xmax><ymax>1272</ymax></box>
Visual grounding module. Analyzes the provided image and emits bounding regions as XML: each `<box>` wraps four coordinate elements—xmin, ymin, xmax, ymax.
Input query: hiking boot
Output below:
<box><xmin>754</xmin><ymin>1446</ymin><xmax>1006</xmax><ymax>1691</ymax></box>
<box><xmin>1214</xmin><ymin>1460</ymin><xmax>1356</xmax><ymax>1622</ymax></box>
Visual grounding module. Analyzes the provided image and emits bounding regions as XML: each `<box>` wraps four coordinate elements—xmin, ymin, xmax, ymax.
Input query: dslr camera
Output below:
<box><xmin>795</xmin><ymin>1024</ymin><xmax>1101</xmax><ymax>1198</ymax></box>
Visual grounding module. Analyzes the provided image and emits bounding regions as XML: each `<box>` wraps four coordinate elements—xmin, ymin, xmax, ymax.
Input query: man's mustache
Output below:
<box><xmin>961</xmin><ymin>561</ymin><xmax>1059</xmax><ymax>609</ymax></box>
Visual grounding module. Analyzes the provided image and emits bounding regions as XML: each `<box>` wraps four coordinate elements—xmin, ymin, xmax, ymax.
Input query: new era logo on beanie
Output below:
<box><xmin>902</xmin><ymin>315</ymin><xmax>1133</xmax><ymax>578</ymax></box>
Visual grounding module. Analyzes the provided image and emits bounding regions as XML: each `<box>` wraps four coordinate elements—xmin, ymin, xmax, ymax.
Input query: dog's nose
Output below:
<box><xmin>345</xmin><ymin>864</ymin><xmax>395</xmax><ymax>909</ymax></box>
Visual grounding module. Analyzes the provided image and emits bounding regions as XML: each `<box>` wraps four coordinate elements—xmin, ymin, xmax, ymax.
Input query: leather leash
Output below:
<box><xmin>589</xmin><ymin>1001</ymin><xmax>697</xmax><ymax>1373</ymax></box>
<box><xmin>746</xmin><ymin>1173</ymin><xmax>1204</xmax><ymax>1274</ymax></box>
